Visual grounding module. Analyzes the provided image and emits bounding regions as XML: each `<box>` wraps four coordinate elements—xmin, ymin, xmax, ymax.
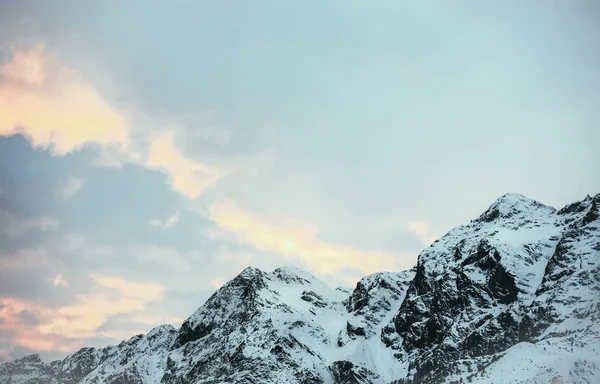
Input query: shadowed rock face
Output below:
<box><xmin>331</xmin><ymin>360</ymin><xmax>380</xmax><ymax>384</ymax></box>
<box><xmin>1</xmin><ymin>193</ymin><xmax>598</xmax><ymax>384</ymax></box>
<box><xmin>387</xmin><ymin>193</ymin><xmax>600</xmax><ymax>384</ymax></box>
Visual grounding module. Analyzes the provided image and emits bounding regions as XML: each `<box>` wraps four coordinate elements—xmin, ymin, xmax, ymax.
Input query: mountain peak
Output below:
<box><xmin>476</xmin><ymin>192</ymin><xmax>555</xmax><ymax>223</ymax></box>
<box><xmin>3</xmin><ymin>192</ymin><xmax>599</xmax><ymax>384</ymax></box>
<box><xmin>147</xmin><ymin>324</ymin><xmax>177</xmax><ymax>338</ymax></box>
<box><xmin>493</xmin><ymin>192</ymin><xmax>541</xmax><ymax>207</ymax></box>
<box><xmin>239</xmin><ymin>265</ymin><xmax>263</xmax><ymax>277</ymax></box>
<box><xmin>14</xmin><ymin>354</ymin><xmax>41</xmax><ymax>364</ymax></box>
<box><xmin>271</xmin><ymin>266</ymin><xmax>318</xmax><ymax>285</ymax></box>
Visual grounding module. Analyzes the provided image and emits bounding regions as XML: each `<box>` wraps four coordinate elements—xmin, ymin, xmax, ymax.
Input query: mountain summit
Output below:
<box><xmin>475</xmin><ymin>192</ymin><xmax>556</xmax><ymax>223</ymax></box>
<box><xmin>1</xmin><ymin>193</ymin><xmax>599</xmax><ymax>384</ymax></box>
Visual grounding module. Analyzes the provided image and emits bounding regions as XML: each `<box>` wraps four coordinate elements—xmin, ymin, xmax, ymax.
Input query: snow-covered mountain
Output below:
<box><xmin>1</xmin><ymin>193</ymin><xmax>599</xmax><ymax>384</ymax></box>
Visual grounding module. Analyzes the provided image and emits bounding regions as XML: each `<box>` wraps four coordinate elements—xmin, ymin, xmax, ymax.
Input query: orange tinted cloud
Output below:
<box><xmin>408</xmin><ymin>221</ymin><xmax>437</xmax><ymax>246</ymax></box>
<box><xmin>89</xmin><ymin>274</ymin><xmax>165</xmax><ymax>302</ymax></box>
<box><xmin>0</xmin><ymin>44</ymin><xmax>221</xmax><ymax>199</ymax></box>
<box><xmin>209</xmin><ymin>200</ymin><xmax>398</xmax><ymax>276</ymax></box>
<box><xmin>37</xmin><ymin>275</ymin><xmax>165</xmax><ymax>338</ymax></box>
<box><xmin>0</xmin><ymin>298</ymin><xmax>83</xmax><ymax>354</ymax></box>
<box><xmin>0</xmin><ymin>44</ymin><xmax>129</xmax><ymax>155</ymax></box>
<box><xmin>210</xmin><ymin>277</ymin><xmax>226</xmax><ymax>289</ymax></box>
<box><xmin>146</xmin><ymin>130</ymin><xmax>221</xmax><ymax>198</ymax></box>
<box><xmin>0</xmin><ymin>274</ymin><xmax>169</xmax><ymax>357</ymax></box>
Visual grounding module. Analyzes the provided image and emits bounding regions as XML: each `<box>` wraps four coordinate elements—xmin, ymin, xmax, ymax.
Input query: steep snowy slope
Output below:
<box><xmin>162</xmin><ymin>266</ymin><xmax>415</xmax><ymax>384</ymax></box>
<box><xmin>0</xmin><ymin>192</ymin><xmax>598</xmax><ymax>384</ymax></box>
<box><xmin>386</xmin><ymin>193</ymin><xmax>600</xmax><ymax>383</ymax></box>
<box><xmin>0</xmin><ymin>267</ymin><xmax>414</xmax><ymax>384</ymax></box>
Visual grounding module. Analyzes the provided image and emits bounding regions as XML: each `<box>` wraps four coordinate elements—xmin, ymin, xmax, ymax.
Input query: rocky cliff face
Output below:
<box><xmin>386</xmin><ymin>193</ymin><xmax>600</xmax><ymax>383</ymax></box>
<box><xmin>1</xmin><ymin>193</ymin><xmax>599</xmax><ymax>384</ymax></box>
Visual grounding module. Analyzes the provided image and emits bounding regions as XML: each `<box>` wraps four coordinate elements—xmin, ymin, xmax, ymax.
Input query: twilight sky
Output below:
<box><xmin>0</xmin><ymin>0</ymin><xmax>599</xmax><ymax>362</ymax></box>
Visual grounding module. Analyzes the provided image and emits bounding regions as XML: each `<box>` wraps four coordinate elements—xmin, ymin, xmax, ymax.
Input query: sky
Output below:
<box><xmin>0</xmin><ymin>0</ymin><xmax>599</xmax><ymax>363</ymax></box>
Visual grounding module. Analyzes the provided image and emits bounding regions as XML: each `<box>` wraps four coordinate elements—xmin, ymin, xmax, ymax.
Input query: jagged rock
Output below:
<box><xmin>330</xmin><ymin>360</ymin><xmax>380</xmax><ymax>384</ymax></box>
<box><xmin>387</xmin><ymin>192</ymin><xmax>600</xmax><ymax>383</ymax></box>
<box><xmin>1</xmin><ymin>193</ymin><xmax>599</xmax><ymax>384</ymax></box>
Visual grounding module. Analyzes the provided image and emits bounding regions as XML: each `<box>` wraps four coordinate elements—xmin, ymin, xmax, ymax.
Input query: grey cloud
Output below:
<box><xmin>0</xmin><ymin>260</ymin><xmax>75</xmax><ymax>307</ymax></box>
<box><xmin>0</xmin><ymin>135</ymin><xmax>188</xmax><ymax>248</ymax></box>
<box><xmin>95</xmin><ymin>313</ymin><xmax>153</xmax><ymax>336</ymax></box>
<box><xmin>17</xmin><ymin>310</ymin><xmax>40</xmax><ymax>327</ymax></box>
<box><xmin>1</xmin><ymin>0</ymin><xmax>599</xmax><ymax>364</ymax></box>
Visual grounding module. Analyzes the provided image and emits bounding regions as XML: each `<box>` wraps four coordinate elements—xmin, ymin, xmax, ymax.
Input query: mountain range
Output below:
<box><xmin>1</xmin><ymin>192</ymin><xmax>599</xmax><ymax>384</ymax></box>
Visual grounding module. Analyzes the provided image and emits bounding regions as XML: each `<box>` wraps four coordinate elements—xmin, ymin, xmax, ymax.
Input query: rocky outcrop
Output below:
<box><xmin>1</xmin><ymin>193</ymin><xmax>599</xmax><ymax>384</ymax></box>
<box><xmin>386</xmin><ymin>193</ymin><xmax>600</xmax><ymax>383</ymax></box>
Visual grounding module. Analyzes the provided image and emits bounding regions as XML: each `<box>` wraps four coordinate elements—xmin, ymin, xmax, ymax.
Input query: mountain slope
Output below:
<box><xmin>1</xmin><ymin>193</ymin><xmax>598</xmax><ymax>384</ymax></box>
<box><xmin>386</xmin><ymin>193</ymin><xmax>600</xmax><ymax>383</ymax></box>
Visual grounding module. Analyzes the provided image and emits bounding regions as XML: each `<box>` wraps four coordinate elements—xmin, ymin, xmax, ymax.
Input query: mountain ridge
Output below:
<box><xmin>1</xmin><ymin>192</ymin><xmax>599</xmax><ymax>384</ymax></box>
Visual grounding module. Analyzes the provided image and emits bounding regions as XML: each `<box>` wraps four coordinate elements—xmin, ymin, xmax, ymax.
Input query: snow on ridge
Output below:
<box><xmin>147</xmin><ymin>324</ymin><xmax>177</xmax><ymax>338</ymax></box>
<box><xmin>2</xmin><ymin>192</ymin><xmax>598</xmax><ymax>384</ymax></box>
<box><xmin>490</xmin><ymin>192</ymin><xmax>555</xmax><ymax>212</ymax></box>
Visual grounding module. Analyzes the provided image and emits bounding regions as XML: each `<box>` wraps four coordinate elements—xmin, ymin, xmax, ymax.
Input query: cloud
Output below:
<box><xmin>0</xmin><ymin>44</ymin><xmax>221</xmax><ymax>200</ymax></box>
<box><xmin>0</xmin><ymin>223</ymin><xmax>232</xmax><ymax>361</ymax></box>
<box><xmin>145</xmin><ymin>131</ymin><xmax>221</xmax><ymax>198</ymax></box>
<box><xmin>51</xmin><ymin>273</ymin><xmax>69</xmax><ymax>288</ymax></box>
<box><xmin>17</xmin><ymin>311</ymin><xmax>39</xmax><ymax>327</ymax></box>
<box><xmin>89</xmin><ymin>274</ymin><xmax>164</xmax><ymax>302</ymax></box>
<box><xmin>408</xmin><ymin>221</ymin><xmax>437</xmax><ymax>246</ymax></box>
<box><xmin>0</xmin><ymin>299</ymin><xmax>82</xmax><ymax>354</ymax></box>
<box><xmin>0</xmin><ymin>274</ymin><xmax>168</xmax><ymax>356</ymax></box>
<box><xmin>0</xmin><ymin>44</ymin><xmax>130</xmax><ymax>155</ymax></box>
<box><xmin>56</xmin><ymin>176</ymin><xmax>85</xmax><ymax>200</ymax></box>
<box><xmin>0</xmin><ymin>45</ymin><xmax>46</xmax><ymax>86</ymax></box>
<box><xmin>209</xmin><ymin>200</ymin><xmax>399</xmax><ymax>277</ymax></box>
<box><xmin>149</xmin><ymin>210</ymin><xmax>180</xmax><ymax>228</ymax></box>
<box><xmin>133</xmin><ymin>244</ymin><xmax>194</xmax><ymax>273</ymax></box>
<box><xmin>0</xmin><ymin>211</ymin><xmax>59</xmax><ymax>237</ymax></box>
<box><xmin>210</xmin><ymin>277</ymin><xmax>226</xmax><ymax>289</ymax></box>
<box><xmin>0</xmin><ymin>248</ymin><xmax>48</xmax><ymax>269</ymax></box>
<box><xmin>131</xmin><ymin>314</ymin><xmax>184</xmax><ymax>327</ymax></box>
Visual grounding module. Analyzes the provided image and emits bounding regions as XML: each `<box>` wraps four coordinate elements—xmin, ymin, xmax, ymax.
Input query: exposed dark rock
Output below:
<box><xmin>330</xmin><ymin>360</ymin><xmax>380</xmax><ymax>384</ymax></box>
<box><xmin>2</xmin><ymin>193</ymin><xmax>598</xmax><ymax>384</ymax></box>
<box><xmin>346</xmin><ymin>321</ymin><xmax>366</xmax><ymax>338</ymax></box>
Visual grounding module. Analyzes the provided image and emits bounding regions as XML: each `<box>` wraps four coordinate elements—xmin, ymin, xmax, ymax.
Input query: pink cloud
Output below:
<box><xmin>0</xmin><ymin>274</ymin><xmax>174</xmax><ymax>359</ymax></box>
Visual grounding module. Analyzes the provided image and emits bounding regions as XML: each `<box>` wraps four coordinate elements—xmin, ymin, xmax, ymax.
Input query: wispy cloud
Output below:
<box><xmin>408</xmin><ymin>221</ymin><xmax>437</xmax><ymax>246</ymax></box>
<box><xmin>51</xmin><ymin>273</ymin><xmax>69</xmax><ymax>288</ymax></box>
<box><xmin>149</xmin><ymin>210</ymin><xmax>180</xmax><ymax>228</ymax></box>
<box><xmin>145</xmin><ymin>130</ymin><xmax>221</xmax><ymax>199</ymax></box>
<box><xmin>0</xmin><ymin>211</ymin><xmax>59</xmax><ymax>237</ymax></box>
<box><xmin>0</xmin><ymin>274</ymin><xmax>169</xmax><ymax>355</ymax></box>
<box><xmin>56</xmin><ymin>176</ymin><xmax>85</xmax><ymax>200</ymax></box>
<box><xmin>209</xmin><ymin>200</ymin><xmax>398</xmax><ymax>277</ymax></box>
<box><xmin>0</xmin><ymin>248</ymin><xmax>48</xmax><ymax>269</ymax></box>
<box><xmin>131</xmin><ymin>314</ymin><xmax>184</xmax><ymax>326</ymax></box>
<box><xmin>210</xmin><ymin>277</ymin><xmax>226</xmax><ymax>289</ymax></box>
